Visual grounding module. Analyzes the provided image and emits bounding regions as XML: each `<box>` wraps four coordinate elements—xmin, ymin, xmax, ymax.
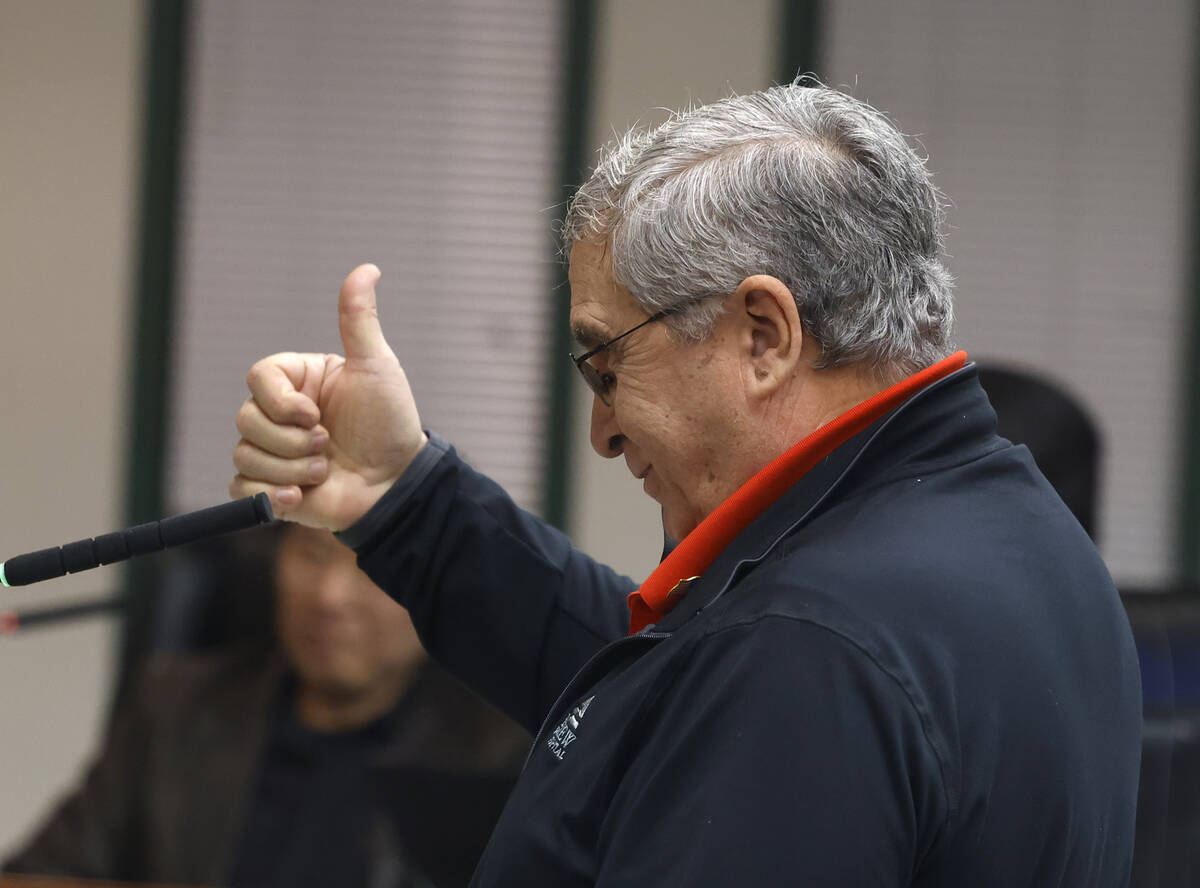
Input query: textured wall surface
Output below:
<box><xmin>825</xmin><ymin>0</ymin><xmax>1195</xmax><ymax>583</ymax></box>
<box><xmin>0</xmin><ymin>0</ymin><xmax>141</xmax><ymax>854</ymax></box>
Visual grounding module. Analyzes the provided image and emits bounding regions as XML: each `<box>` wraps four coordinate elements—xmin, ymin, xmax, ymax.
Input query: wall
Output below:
<box><xmin>823</xmin><ymin>0</ymin><xmax>1195</xmax><ymax>584</ymax></box>
<box><xmin>0</xmin><ymin>0</ymin><xmax>142</xmax><ymax>854</ymax></box>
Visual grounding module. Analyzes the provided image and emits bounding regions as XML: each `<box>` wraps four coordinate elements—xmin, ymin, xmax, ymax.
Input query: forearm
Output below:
<box><xmin>342</xmin><ymin>433</ymin><xmax>635</xmax><ymax>732</ymax></box>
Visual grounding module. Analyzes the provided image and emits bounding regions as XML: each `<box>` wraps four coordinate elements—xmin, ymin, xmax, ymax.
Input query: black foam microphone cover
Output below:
<box><xmin>1</xmin><ymin>493</ymin><xmax>274</xmax><ymax>587</ymax></box>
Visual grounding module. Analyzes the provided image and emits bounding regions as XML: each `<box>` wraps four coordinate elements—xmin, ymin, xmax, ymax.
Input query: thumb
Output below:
<box><xmin>338</xmin><ymin>263</ymin><xmax>392</xmax><ymax>361</ymax></box>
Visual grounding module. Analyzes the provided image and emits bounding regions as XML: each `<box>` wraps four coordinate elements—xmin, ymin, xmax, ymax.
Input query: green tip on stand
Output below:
<box><xmin>0</xmin><ymin>562</ymin><xmax>8</xmax><ymax>587</ymax></box>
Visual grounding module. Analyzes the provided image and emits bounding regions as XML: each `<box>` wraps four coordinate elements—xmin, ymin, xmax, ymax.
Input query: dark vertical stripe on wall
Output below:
<box><xmin>543</xmin><ymin>0</ymin><xmax>596</xmax><ymax>531</ymax></box>
<box><xmin>1178</xmin><ymin>1</ymin><xmax>1200</xmax><ymax>584</ymax></box>
<box><xmin>778</xmin><ymin>0</ymin><xmax>823</xmax><ymax>83</ymax></box>
<box><xmin>118</xmin><ymin>0</ymin><xmax>190</xmax><ymax>698</ymax></box>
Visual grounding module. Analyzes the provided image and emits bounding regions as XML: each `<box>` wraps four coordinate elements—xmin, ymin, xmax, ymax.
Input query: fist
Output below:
<box><xmin>230</xmin><ymin>264</ymin><xmax>427</xmax><ymax>530</ymax></box>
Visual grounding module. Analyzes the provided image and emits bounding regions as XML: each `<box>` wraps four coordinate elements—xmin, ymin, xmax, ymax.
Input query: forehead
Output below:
<box><xmin>568</xmin><ymin>240</ymin><xmax>639</xmax><ymax>347</ymax></box>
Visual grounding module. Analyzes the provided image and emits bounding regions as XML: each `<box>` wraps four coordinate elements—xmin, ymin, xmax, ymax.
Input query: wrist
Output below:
<box><xmin>336</xmin><ymin>430</ymin><xmax>449</xmax><ymax>550</ymax></box>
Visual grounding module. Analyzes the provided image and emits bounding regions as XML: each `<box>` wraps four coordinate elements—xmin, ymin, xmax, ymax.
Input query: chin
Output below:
<box><xmin>662</xmin><ymin>510</ymin><xmax>701</xmax><ymax>544</ymax></box>
<box><xmin>299</xmin><ymin>667</ymin><xmax>368</xmax><ymax>699</ymax></box>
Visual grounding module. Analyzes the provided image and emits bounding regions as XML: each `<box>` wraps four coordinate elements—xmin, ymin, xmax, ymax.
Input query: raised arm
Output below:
<box><xmin>232</xmin><ymin>266</ymin><xmax>635</xmax><ymax>731</ymax></box>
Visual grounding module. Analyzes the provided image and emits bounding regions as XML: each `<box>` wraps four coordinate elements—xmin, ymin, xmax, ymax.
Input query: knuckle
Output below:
<box><xmin>235</xmin><ymin>400</ymin><xmax>258</xmax><ymax>434</ymax></box>
<box><xmin>245</xmin><ymin>361</ymin><xmax>268</xmax><ymax>390</ymax></box>
<box><xmin>232</xmin><ymin>440</ymin><xmax>256</xmax><ymax>470</ymax></box>
<box><xmin>246</xmin><ymin>353</ymin><xmax>291</xmax><ymax>391</ymax></box>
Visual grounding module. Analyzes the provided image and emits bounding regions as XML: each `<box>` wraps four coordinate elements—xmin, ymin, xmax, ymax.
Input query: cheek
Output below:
<box><xmin>618</xmin><ymin>350</ymin><xmax>733</xmax><ymax>480</ymax></box>
<box><xmin>273</xmin><ymin>593</ymin><xmax>307</xmax><ymax>644</ymax></box>
<box><xmin>650</xmin><ymin>400</ymin><xmax>722</xmax><ymax>477</ymax></box>
<box><xmin>654</xmin><ymin>410</ymin><xmax>736</xmax><ymax>517</ymax></box>
<box><xmin>363</xmin><ymin>595</ymin><xmax>423</xmax><ymax>661</ymax></box>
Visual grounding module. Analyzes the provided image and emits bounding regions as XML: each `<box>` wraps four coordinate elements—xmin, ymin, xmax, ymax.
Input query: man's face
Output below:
<box><xmin>569</xmin><ymin>240</ymin><xmax>743</xmax><ymax>541</ymax></box>
<box><xmin>274</xmin><ymin>526</ymin><xmax>423</xmax><ymax>699</ymax></box>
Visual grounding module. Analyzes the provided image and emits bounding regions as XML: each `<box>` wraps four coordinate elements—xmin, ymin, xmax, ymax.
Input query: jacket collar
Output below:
<box><xmin>644</xmin><ymin>359</ymin><xmax>1000</xmax><ymax>634</ymax></box>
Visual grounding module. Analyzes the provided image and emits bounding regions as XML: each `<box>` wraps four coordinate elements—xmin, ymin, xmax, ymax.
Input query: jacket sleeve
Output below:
<box><xmin>343</xmin><ymin>433</ymin><xmax>637</xmax><ymax>734</ymax></box>
<box><xmin>3</xmin><ymin>674</ymin><xmax>150</xmax><ymax>880</ymax></box>
<box><xmin>594</xmin><ymin>616</ymin><xmax>950</xmax><ymax>886</ymax></box>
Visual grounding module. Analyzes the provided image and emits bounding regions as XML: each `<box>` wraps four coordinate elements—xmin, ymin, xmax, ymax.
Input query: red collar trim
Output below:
<box><xmin>627</xmin><ymin>351</ymin><xmax>969</xmax><ymax>634</ymax></box>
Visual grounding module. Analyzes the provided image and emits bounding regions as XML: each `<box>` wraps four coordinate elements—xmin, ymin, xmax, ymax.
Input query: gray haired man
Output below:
<box><xmin>232</xmin><ymin>83</ymin><xmax>1141</xmax><ymax>885</ymax></box>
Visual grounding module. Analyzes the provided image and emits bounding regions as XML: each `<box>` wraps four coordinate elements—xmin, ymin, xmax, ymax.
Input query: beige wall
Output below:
<box><xmin>0</xmin><ymin>0</ymin><xmax>142</xmax><ymax>853</ymax></box>
<box><xmin>568</xmin><ymin>0</ymin><xmax>780</xmax><ymax>580</ymax></box>
<box><xmin>822</xmin><ymin>0</ymin><xmax>1193</xmax><ymax>584</ymax></box>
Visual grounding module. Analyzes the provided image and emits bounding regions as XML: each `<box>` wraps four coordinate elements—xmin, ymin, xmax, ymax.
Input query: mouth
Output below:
<box><xmin>630</xmin><ymin>464</ymin><xmax>651</xmax><ymax>481</ymax></box>
<box><xmin>638</xmin><ymin>466</ymin><xmax>658</xmax><ymax>500</ymax></box>
<box><xmin>303</xmin><ymin>624</ymin><xmax>355</xmax><ymax>650</ymax></box>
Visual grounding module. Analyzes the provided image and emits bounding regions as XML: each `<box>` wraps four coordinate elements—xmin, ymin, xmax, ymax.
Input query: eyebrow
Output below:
<box><xmin>571</xmin><ymin>321</ymin><xmax>608</xmax><ymax>352</ymax></box>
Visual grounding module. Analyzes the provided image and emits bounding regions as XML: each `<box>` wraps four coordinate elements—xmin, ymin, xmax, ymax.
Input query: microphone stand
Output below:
<box><xmin>0</xmin><ymin>594</ymin><xmax>122</xmax><ymax>635</ymax></box>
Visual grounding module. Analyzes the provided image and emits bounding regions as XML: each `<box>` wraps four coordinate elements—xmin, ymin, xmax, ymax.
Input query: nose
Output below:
<box><xmin>589</xmin><ymin>394</ymin><xmax>625</xmax><ymax>458</ymax></box>
<box><xmin>312</xmin><ymin>564</ymin><xmax>358</xmax><ymax>611</ymax></box>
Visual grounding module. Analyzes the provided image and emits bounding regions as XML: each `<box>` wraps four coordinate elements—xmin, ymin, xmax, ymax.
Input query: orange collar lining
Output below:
<box><xmin>627</xmin><ymin>351</ymin><xmax>968</xmax><ymax>634</ymax></box>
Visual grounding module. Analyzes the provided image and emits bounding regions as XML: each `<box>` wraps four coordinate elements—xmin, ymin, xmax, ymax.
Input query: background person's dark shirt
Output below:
<box><xmin>228</xmin><ymin>682</ymin><xmax>412</xmax><ymax>888</ymax></box>
<box><xmin>3</xmin><ymin>650</ymin><xmax>529</xmax><ymax>887</ymax></box>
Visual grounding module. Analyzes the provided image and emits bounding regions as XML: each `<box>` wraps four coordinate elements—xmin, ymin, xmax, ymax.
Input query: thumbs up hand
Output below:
<box><xmin>230</xmin><ymin>264</ymin><xmax>427</xmax><ymax>529</ymax></box>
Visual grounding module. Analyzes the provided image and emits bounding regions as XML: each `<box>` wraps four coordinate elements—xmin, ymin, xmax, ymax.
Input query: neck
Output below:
<box><xmin>293</xmin><ymin>661</ymin><xmax>422</xmax><ymax>733</ymax></box>
<box><xmin>628</xmin><ymin>350</ymin><xmax>967</xmax><ymax>633</ymax></box>
<box><xmin>766</xmin><ymin>362</ymin><xmax>893</xmax><ymax>460</ymax></box>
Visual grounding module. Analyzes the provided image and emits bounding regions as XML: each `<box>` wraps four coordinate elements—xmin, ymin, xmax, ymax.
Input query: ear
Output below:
<box><xmin>730</xmin><ymin>275</ymin><xmax>804</xmax><ymax>399</ymax></box>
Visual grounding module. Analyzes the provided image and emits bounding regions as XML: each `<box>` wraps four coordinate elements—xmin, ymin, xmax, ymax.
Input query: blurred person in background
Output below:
<box><xmin>4</xmin><ymin>523</ymin><xmax>529</xmax><ymax>888</ymax></box>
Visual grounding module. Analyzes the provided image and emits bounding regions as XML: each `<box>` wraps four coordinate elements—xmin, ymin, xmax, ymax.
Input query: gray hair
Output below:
<box><xmin>562</xmin><ymin>83</ymin><xmax>955</xmax><ymax>377</ymax></box>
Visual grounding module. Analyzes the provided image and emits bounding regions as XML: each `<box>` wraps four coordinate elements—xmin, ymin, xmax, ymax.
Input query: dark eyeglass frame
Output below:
<box><xmin>569</xmin><ymin>309</ymin><xmax>673</xmax><ymax>406</ymax></box>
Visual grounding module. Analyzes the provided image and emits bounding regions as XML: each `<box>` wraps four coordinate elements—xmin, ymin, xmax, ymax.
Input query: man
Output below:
<box><xmin>5</xmin><ymin>524</ymin><xmax>529</xmax><ymax>887</ymax></box>
<box><xmin>229</xmin><ymin>84</ymin><xmax>1143</xmax><ymax>884</ymax></box>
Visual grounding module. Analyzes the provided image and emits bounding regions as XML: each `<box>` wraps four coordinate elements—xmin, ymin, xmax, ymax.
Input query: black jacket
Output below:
<box><xmin>346</xmin><ymin>364</ymin><xmax>1143</xmax><ymax>886</ymax></box>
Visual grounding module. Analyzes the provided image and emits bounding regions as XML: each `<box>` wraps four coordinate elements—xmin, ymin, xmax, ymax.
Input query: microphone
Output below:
<box><xmin>1</xmin><ymin>494</ymin><xmax>274</xmax><ymax>587</ymax></box>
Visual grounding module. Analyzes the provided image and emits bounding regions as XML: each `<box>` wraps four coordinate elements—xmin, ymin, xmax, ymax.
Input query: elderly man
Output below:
<box><xmin>231</xmin><ymin>84</ymin><xmax>1142</xmax><ymax>885</ymax></box>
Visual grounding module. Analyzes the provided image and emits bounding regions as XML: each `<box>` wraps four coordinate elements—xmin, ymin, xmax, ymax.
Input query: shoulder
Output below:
<box><xmin>725</xmin><ymin>442</ymin><xmax>1113</xmax><ymax>649</ymax></box>
<box><xmin>130</xmin><ymin>646</ymin><xmax>283</xmax><ymax>721</ymax></box>
<box><xmin>682</xmin><ymin>612</ymin><xmax>941</xmax><ymax>737</ymax></box>
<box><xmin>642</xmin><ymin>615</ymin><xmax>952</xmax><ymax>830</ymax></box>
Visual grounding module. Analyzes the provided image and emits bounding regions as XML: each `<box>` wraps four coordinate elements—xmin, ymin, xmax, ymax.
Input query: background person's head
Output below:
<box><xmin>273</xmin><ymin>524</ymin><xmax>425</xmax><ymax>730</ymax></box>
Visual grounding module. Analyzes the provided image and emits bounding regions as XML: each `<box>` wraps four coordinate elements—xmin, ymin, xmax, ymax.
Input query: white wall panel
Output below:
<box><xmin>0</xmin><ymin>0</ymin><xmax>140</xmax><ymax>854</ymax></box>
<box><xmin>169</xmin><ymin>0</ymin><xmax>563</xmax><ymax>515</ymax></box>
<box><xmin>825</xmin><ymin>0</ymin><xmax>1194</xmax><ymax>583</ymax></box>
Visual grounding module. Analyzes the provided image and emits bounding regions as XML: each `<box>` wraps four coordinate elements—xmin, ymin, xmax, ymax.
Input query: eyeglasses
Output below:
<box><xmin>569</xmin><ymin>309</ymin><xmax>672</xmax><ymax>406</ymax></box>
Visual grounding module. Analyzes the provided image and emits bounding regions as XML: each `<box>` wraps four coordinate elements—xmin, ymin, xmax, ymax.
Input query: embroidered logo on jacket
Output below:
<box><xmin>546</xmin><ymin>695</ymin><xmax>594</xmax><ymax>761</ymax></box>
